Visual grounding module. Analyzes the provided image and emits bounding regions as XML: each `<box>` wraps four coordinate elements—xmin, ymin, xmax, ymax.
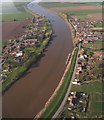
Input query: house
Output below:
<box><xmin>72</xmin><ymin>79</ymin><xmax>81</xmax><ymax>85</ymax></box>
<box><xmin>4</xmin><ymin>46</ymin><xmax>12</xmax><ymax>52</ymax></box>
<box><xmin>16</xmin><ymin>51</ymin><xmax>23</xmax><ymax>57</ymax></box>
<box><xmin>84</xmin><ymin>54</ymin><xmax>88</xmax><ymax>58</ymax></box>
<box><xmin>79</xmin><ymin>55</ymin><xmax>84</xmax><ymax>59</ymax></box>
<box><xmin>83</xmin><ymin>40</ymin><xmax>88</xmax><ymax>44</ymax></box>
<box><xmin>77</xmin><ymin>66</ymin><xmax>82</xmax><ymax>71</ymax></box>
<box><xmin>89</xmin><ymin>57</ymin><xmax>94</xmax><ymax>60</ymax></box>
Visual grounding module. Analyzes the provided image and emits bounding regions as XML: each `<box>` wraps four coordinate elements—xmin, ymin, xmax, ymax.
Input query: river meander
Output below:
<box><xmin>3</xmin><ymin>1</ymin><xmax>73</xmax><ymax>118</ymax></box>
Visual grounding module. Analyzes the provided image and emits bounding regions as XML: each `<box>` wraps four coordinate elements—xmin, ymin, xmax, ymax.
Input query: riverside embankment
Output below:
<box><xmin>2</xmin><ymin>1</ymin><xmax>73</xmax><ymax>118</ymax></box>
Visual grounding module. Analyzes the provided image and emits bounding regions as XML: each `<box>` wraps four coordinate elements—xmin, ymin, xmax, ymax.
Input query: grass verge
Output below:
<box><xmin>39</xmin><ymin>48</ymin><xmax>78</xmax><ymax>119</ymax></box>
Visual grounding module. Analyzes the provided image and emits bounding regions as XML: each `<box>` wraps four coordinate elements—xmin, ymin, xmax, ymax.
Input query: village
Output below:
<box><xmin>1</xmin><ymin>14</ymin><xmax>52</xmax><ymax>86</ymax></box>
<box><xmin>59</xmin><ymin>15</ymin><xmax>103</xmax><ymax>118</ymax></box>
<box><xmin>68</xmin><ymin>16</ymin><xmax>103</xmax><ymax>85</ymax></box>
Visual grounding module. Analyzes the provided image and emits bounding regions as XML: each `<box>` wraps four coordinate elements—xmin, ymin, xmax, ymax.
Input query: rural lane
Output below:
<box><xmin>52</xmin><ymin>46</ymin><xmax>79</xmax><ymax>118</ymax></box>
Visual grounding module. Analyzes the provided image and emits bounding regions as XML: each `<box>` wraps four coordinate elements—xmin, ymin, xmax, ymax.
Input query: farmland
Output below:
<box><xmin>39</xmin><ymin>2</ymin><xmax>101</xmax><ymax>8</ymax></box>
<box><xmin>59</xmin><ymin>9</ymin><xmax>102</xmax><ymax>16</ymax></box>
<box><xmin>2</xmin><ymin>2</ymin><xmax>34</xmax><ymax>45</ymax></box>
<box><xmin>2</xmin><ymin>20</ymin><xmax>30</xmax><ymax>44</ymax></box>
<box><xmin>71</xmin><ymin>80</ymin><xmax>103</xmax><ymax>118</ymax></box>
<box><xmin>2</xmin><ymin>2</ymin><xmax>34</xmax><ymax>22</ymax></box>
<box><xmin>40</xmin><ymin>2</ymin><xmax>103</xmax><ymax>119</ymax></box>
<box><xmin>82</xmin><ymin>39</ymin><xmax>103</xmax><ymax>50</ymax></box>
<box><xmin>40</xmin><ymin>2</ymin><xmax>102</xmax><ymax>22</ymax></box>
<box><xmin>2</xmin><ymin>12</ymin><xmax>33</xmax><ymax>22</ymax></box>
<box><xmin>60</xmin><ymin>81</ymin><xmax>103</xmax><ymax>118</ymax></box>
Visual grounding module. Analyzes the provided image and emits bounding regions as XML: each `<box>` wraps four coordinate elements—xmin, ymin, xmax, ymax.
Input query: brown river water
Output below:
<box><xmin>2</xmin><ymin>1</ymin><xmax>74</xmax><ymax>118</ymax></box>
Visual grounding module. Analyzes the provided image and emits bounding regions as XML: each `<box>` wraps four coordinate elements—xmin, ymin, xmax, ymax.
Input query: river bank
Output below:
<box><xmin>2</xmin><ymin>14</ymin><xmax>52</xmax><ymax>93</ymax></box>
<box><xmin>35</xmin><ymin>48</ymin><xmax>78</xmax><ymax>119</ymax></box>
<box><xmin>2</xmin><ymin>1</ymin><xmax>73</xmax><ymax>118</ymax></box>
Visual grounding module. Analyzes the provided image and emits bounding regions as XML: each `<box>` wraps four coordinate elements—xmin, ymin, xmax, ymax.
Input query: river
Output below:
<box><xmin>2</xmin><ymin>1</ymin><xmax>74</xmax><ymax>118</ymax></box>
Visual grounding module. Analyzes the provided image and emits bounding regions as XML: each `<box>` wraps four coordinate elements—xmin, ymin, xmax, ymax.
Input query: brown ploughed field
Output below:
<box><xmin>2</xmin><ymin>20</ymin><xmax>30</xmax><ymax>40</ymax></box>
<box><xmin>50</xmin><ymin>5</ymin><xmax>102</xmax><ymax>11</ymax></box>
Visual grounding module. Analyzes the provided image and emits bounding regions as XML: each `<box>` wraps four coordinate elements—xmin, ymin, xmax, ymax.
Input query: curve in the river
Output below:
<box><xmin>3</xmin><ymin>1</ymin><xmax>74</xmax><ymax>118</ymax></box>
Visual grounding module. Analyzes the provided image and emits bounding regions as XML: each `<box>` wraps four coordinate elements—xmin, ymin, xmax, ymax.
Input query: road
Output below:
<box><xmin>2</xmin><ymin>1</ymin><xmax>74</xmax><ymax>118</ymax></box>
<box><xmin>52</xmin><ymin>47</ymin><xmax>79</xmax><ymax>118</ymax></box>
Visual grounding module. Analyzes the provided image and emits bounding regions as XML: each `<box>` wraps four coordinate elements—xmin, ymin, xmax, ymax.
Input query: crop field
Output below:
<box><xmin>40</xmin><ymin>2</ymin><xmax>102</xmax><ymax>22</ymax></box>
<box><xmin>59</xmin><ymin>9</ymin><xmax>102</xmax><ymax>16</ymax></box>
<box><xmin>39</xmin><ymin>2</ymin><xmax>101</xmax><ymax>8</ymax></box>
<box><xmin>2</xmin><ymin>12</ymin><xmax>33</xmax><ymax>22</ymax></box>
<box><xmin>2</xmin><ymin>2</ymin><xmax>33</xmax><ymax>22</ymax></box>
<box><xmin>59</xmin><ymin>9</ymin><xmax>102</xmax><ymax>22</ymax></box>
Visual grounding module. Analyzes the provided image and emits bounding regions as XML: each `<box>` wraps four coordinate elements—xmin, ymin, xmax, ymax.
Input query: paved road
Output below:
<box><xmin>52</xmin><ymin>47</ymin><xmax>79</xmax><ymax>118</ymax></box>
<box><xmin>2</xmin><ymin>1</ymin><xmax>73</xmax><ymax>118</ymax></box>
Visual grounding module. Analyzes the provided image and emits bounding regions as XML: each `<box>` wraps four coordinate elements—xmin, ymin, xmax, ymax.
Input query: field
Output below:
<box><xmin>2</xmin><ymin>12</ymin><xmax>33</xmax><ymax>22</ymax></box>
<box><xmin>2</xmin><ymin>2</ymin><xmax>34</xmax><ymax>44</ymax></box>
<box><xmin>71</xmin><ymin>81</ymin><xmax>104</xmax><ymax>118</ymax></box>
<box><xmin>2</xmin><ymin>20</ymin><xmax>30</xmax><ymax>44</ymax></box>
<box><xmin>39</xmin><ymin>2</ymin><xmax>101</xmax><ymax>8</ymax></box>
<box><xmin>50</xmin><ymin>5</ymin><xmax>101</xmax><ymax>11</ymax></box>
<box><xmin>2</xmin><ymin>2</ymin><xmax>34</xmax><ymax>22</ymax></box>
<box><xmin>40</xmin><ymin>2</ymin><xmax>102</xmax><ymax>22</ymax></box>
<box><xmin>59</xmin><ymin>9</ymin><xmax>102</xmax><ymax>18</ymax></box>
<box><xmin>82</xmin><ymin>40</ymin><xmax>103</xmax><ymax>50</ymax></box>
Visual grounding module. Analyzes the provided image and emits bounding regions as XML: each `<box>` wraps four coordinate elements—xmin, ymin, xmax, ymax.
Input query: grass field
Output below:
<box><xmin>71</xmin><ymin>80</ymin><xmax>103</xmax><ymax>118</ymax></box>
<box><xmin>2</xmin><ymin>2</ymin><xmax>34</xmax><ymax>21</ymax></box>
<box><xmin>59</xmin><ymin>9</ymin><xmax>102</xmax><ymax>16</ymax></box>
<box><xmin>2</xmin><ymin>12</ymin><xmax>33</xmax><ymax>21</ymax></box>
<box><xmin>39</xmin><ymin>2</ymin><xmax>101</xmax><ymax>8</ymax></box>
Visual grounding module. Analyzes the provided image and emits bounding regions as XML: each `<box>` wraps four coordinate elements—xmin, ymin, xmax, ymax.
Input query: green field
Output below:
<box><xmin>39</xmin><ymin>2</ymin><xmax>101</xmax><ymax>8</ymax></box>
<box><xmin>71</xmin><ymin>80</ymin><xmax>103</xmax><ymax>118</ymax></box>
<box><xmin>2</xmin><ymin>12</ymin><xmax>33</xmax><ymax>21</ymax></box>
<box><xmin>60</xmin><ymin>9</ymin><xmax>102</xmax><ymax>16</ymax></box>
<box><xmin>2</xmin><ymin>2</ymin><xmax>34</xmax><ymax>21</ymax></box>
<box><xmin>40</xmin><ymin>2</ymin><xmax>102</xmax><ymax>21</ymax></box>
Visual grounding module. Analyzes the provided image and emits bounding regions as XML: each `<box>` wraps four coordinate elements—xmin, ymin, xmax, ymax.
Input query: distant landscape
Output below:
<box><xmin>2</xmin><ymin>2</ymin><xmax>33</xmax><ymax>21</ymax></box>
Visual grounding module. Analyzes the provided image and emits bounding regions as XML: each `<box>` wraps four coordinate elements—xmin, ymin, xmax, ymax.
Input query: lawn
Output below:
<box><xmin>71</xmin><ymin>80</ymin><xmax>103</xmax><ymax>118</ymax></box>
<box><xmin>39</xmin><ymin>2</ymin><xmax>101</xmax><ymax>8</ymax></box>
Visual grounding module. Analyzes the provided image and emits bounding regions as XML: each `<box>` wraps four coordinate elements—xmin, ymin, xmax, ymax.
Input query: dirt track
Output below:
<box><xmin>2</xmin><ymin>20</ymin><xmax>30</xmax><ymax>40</ymax></box>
